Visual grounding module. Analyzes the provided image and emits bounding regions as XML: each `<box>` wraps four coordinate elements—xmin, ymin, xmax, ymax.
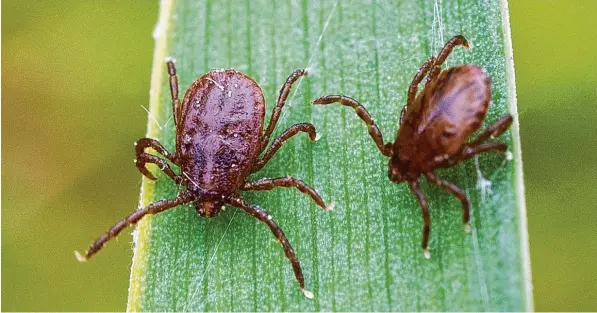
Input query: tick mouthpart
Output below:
<box><xmin>196</xmin><ymin>200</ymin><xmax>223</xmax><ymax>218</ymax></box>
<box><xmin>388</xmin><ymin>167</ymin><xmax>405</xmax><ymax>183</ymax></box>
<box><xmin>74</xmin><ymin>250</ymin><xmax>88</xmax><ymax>262</ymax></box>
<box><xmin>301</xmin><ymin>288</ymin><xmax>314</xmax><ymax>299</ymax></box>
<box><xmin>423</xmin><ymin>249</ymin><xmax>432</xmax><ymax>259</ymax></box>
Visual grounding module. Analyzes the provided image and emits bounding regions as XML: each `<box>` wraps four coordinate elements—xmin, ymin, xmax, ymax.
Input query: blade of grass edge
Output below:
<box><xmin>500</xmin><ymin>0</ymin><xmax>533</xmax><ymax>310</ymax></box>
<box><xmin>126</xmin><ymin>0</ymin><xmax>175</xmax><ymax>310</ymax></box>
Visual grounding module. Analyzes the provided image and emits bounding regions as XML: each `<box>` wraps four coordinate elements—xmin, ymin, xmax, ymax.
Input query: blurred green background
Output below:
<box><xmin>2</xmin><ymin>1</ymin><xmax>595</xmax><ymax>311</ymax></box>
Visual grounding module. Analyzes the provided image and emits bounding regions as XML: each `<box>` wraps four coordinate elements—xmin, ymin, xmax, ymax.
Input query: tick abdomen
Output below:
<box><xmin>430</xmin><ymin>66</ymin><xmax>489</xmax><ymax>124</ymax></box>
<box><xmin>179</xmin><ymin>69</ymin><xmax>265</xmax><ymax>194</ymax></box>
<box><xmin>420</xmin><ymin>65</ymin><xmax>491</xmax><ymax>154</ymax></box>
<box><xmin>397</xmin><ymin>64</ymin><xmax>491</xmax><ymax>164</ymax></box>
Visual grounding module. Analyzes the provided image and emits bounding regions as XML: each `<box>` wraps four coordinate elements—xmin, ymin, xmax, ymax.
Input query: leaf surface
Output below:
<box><xmin>128</xmin><ymin>0</ymin><xmax>532</xmax><ymax>311</ymax></box>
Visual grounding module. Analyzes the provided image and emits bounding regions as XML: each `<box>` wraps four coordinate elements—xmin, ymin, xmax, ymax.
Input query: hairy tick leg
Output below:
<box><xmin>241</xmin><ymin>176</ymin><xmax>329</xmax><ymax>210</ymax></box>
<box><xmin>469</xmin><ymin>114</ymin><xmax>513</xmax><ymax>146</ymax></box>
<box><xmin>166</xmin><ymin>60</ymin><xmax>182</xmax><ymax>125</ymax></box>
<box><xmin>133</xmin><ymin>153</ymin><xmax>156</xmax><ymax>180</ymax></box>
<box><xmin>253</xmin><ymin>123</ymin><xmax>317</xmax><ymax>172</ymax></box>
<box><xmin>402</xmin><ymin>56</ymin><xmax>436</xmax><ymax>125</ymax></box>
<box><xmin>135</xmin><ymin>138</ymin><xmax>181</xmax><ymax>182</ymax></box>
<box><xmin>425</xmin><ymin>65</ymin><xmax>442</xmax><ymax>85</ymax></box>
<box><xmin>135</xmin><ymin>153</ymin><xmax>183</xmax><ymax>184</ymax></box>
<box><xmin>136</xmin><ymin>153</ymin><xmax>182</xmax><ymax>184</ymax></box>
<box><xmin>461</xmin><ymin>142</ymin><xmax>508</xmax><ymax>162</ymax></box>
<box><xmin>227</xmin><ymin>196</ymin><xmax>313</xmax><ymax>298</ymax></box>
<box><xmin>409</xmin><ymin>180</ymin><xmax>431</xmax><ymax>258</ymax></box>
<box><xmin>425</xmin><ymin>172</ymin><xmax>470</xmax><ymax>226</ymax></box>
<box><xmin>260</xmin><ymin>69</ymin><xmax>308</xmax><ymax>152</ymax></box>
<box><xmin>435</xmin><ymin>141</ymin><xmax>507</xmax><ymax>169</ymax></box>
<box><xmin>312</xmin><ymin>95</ymin><xmax>391</xmax><ymax>156</ymax></box>
<box><xmin>404</xmin><ymin>36</ymin><xmax>469</xmax><ymax>123</ymax></box>
<box><xmin>135</xmin><ymin>137</ymin><xmax>178</xmax><ymax>163</ymax></box>
<box><xmin>434</xmin><ymin>35</ymin><xmax>470</xmax><ymax>68</ymax></box>
<box><xmin>75</xmin><ymin>193</ymin><xmax>194</xmax><ymax>261</ymax></box>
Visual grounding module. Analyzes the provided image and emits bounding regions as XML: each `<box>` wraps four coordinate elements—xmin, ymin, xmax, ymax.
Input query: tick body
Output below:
<box><xmin>313</xmin><ymin>35</ymin><xmax>513</xmax><ymax>257</ymax></box>
<box><xmin>76</xmin><ymin>61</ymin><xmax>330</xmax><ymax>299</ymax></box>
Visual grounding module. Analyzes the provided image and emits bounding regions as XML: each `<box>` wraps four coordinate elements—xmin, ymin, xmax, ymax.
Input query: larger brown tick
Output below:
<box><xmin>76</xmin><ymin>60</ymin><xmax>331</xmax><ymax>298</ymax></box>
<box><xmin>313</xmin><ymin>35</ymin><xmax>513</xmax><ymax>258</ymax></box>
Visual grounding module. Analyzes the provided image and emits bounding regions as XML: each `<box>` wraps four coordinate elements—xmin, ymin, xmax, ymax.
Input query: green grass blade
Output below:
<box><xmin>128</xmin><ymin>0</ymin><xmax>532</xmax><ymax>311</ymax></box>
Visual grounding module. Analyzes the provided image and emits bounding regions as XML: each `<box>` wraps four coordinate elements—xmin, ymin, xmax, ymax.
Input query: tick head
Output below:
<box><xmin>195</xmin><ymin>198</ymin><xmax>224</xmax><ymax>218</ymax></box>
<box><xmin>388</xmin><ymin>157</ymin><xmax>406</xmax><ymax>183</ymax></box>
<box><xmin>388</xmin><ymin>154</ymin><xmax>418</xmax><ymax>183</ymax></box>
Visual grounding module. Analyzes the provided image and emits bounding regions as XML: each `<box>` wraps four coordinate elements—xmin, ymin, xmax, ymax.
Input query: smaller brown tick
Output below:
<box><xmin>312</xmin><ymin>35</ymin><xmax>513</xmax><ymax>257</ymax></box>
<box><xmin>76</xmin><ymin>60</ymin><xmax>332</xmax><ymax>298</ymax></box>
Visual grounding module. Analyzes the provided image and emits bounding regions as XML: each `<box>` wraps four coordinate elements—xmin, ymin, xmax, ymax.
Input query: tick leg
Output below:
<box><xmin>166</xmin><ymin>60</ymin><xmax>182</xmax><ymax>126</ymax></box>
<box><xmin>461</xmin><ymin>142</ymin><xmax>508</xmax><ymax>161</ymax></box>
<box><xmin>260</xmin><ymin>69</ymin><xmax>308</xmax><ymax>152</ymax></box>
<box><xmin>432</xmin><ymin>115</ymin><xmax>512</xmax><ymax>168</ymax></box>
<box><xmin>136</xmin><ymin>153</ymin><xmax>182</xmax><ymax>183</ymax></box>
<box><xmin>407</xmin><ymin>56</ymin><xmax>435</xmax><ymax>105</ymax></box>
<box><xmin>135</xmin><ymin>138</ymin><xmax>178</xmax><ymax>163</ymax></box>
<box><xmin>433</xmin><ymin>35</ymin><xmax>470</xmax><ymax>69</ymax></box>
<box><xmin>421</xmin><ymin>36</ymin><xmax>471</xmax><ymax>102</ymax></box>
<box><xmin>312</xmin><ymin>95</ymin><xmax>391</xmax><ymax>157</ymax></box>
<box><xmin>403</xmin><ymin>56</ymin><xmax>436</xmax><ymax>124</ymax></box>
<box><xmin>425</xmin><ymin>66</ymin><xmax>442</xmax><ymax>85</ymax></box>
<box><xmin>135</xmin><ymin>138</ymin><xmax>181</xmax><ymax>183</ymax></box>
<box><xmin>424</xmin><ymin>172</ymin><xmax>471</xmax><ymax>229</ymax></box>
<box><xmin>435</xmin><ymin>141</ymin><xmax>508</xmax><ymax>169</ymax></box>
<box><xmin>406</xmin><ymin>36</ymin><xmax>469</xmax><ymax>119</ymax></box>
<box><xmin>75</xmin><ymin>192</ymin><xmax>194</xmax><ymax>262</ymax></box>
<box><xmin>240</xmin><ymin>176</ymin><xmax>330</xmax><ymax>211</ymax></box>
<box><xmin>227</xmin><ymin>196</ymin><xmax>314</xmax><ymax>299</ymax></box>
<box><xmin>469</xmin><ymin>114</ymin><xmax>513</xmax><ymax>146</ymax></box>
<box><xmin>408</xmin><ymin>180</ymin><xmax>432</xmax><ymax>258</ymax></box>
<box><xmin>253</xmin><ymin>123</ymin><xmax>317</xmax><ymax>172</ymax></box>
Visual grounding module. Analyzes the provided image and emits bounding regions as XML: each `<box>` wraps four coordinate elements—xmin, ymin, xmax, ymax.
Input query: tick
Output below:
<box><xmin>76</xmin><ymin>60</ymin><xmax>332</xmax><ymax>298</ymax></box>
<box><xmin>312</xmin><ymin>35</ymin><xmax>513</xmax><ymax>257</ymax></box>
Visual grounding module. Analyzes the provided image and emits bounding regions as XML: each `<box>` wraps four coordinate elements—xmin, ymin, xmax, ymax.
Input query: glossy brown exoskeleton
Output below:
<box><xmin>313</xmin><ymin>35</ymin><xmax>513</xmax><ymax>257</ymax></box>
<box><xmin>76</xmin><ymin>60</ymin><xmax>331</xmax><ymax>298</ymax></box>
